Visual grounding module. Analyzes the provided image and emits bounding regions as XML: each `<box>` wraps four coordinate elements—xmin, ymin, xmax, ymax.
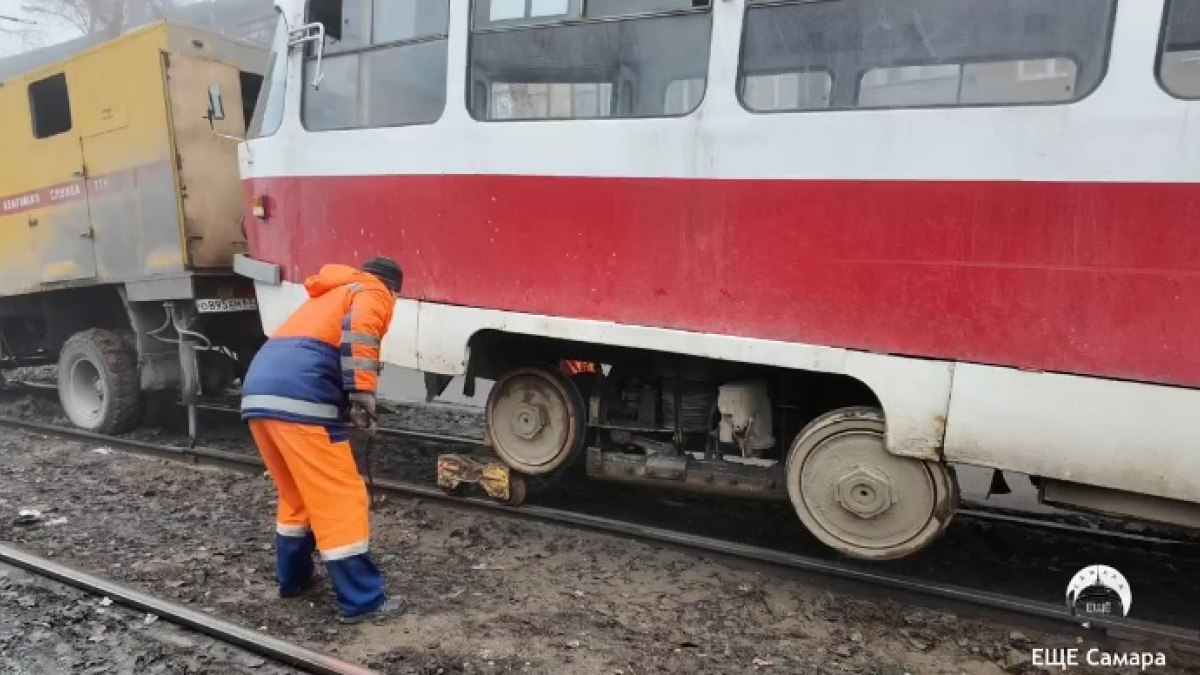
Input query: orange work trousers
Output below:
<box><xmin>248</xmin><ymin>419</ymin><xmax>370</xmax><ymax>557</ymax></box>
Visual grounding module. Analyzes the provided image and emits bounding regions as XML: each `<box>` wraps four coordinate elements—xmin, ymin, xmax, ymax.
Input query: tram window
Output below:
<box><xmin>310</xmin><ymin>0</ymin><xmax>371</xmax><ymax>53</ymax></box>
<box><xmin>302</xmin><ymin>0</ymin><xmax>450</xmax><ymax>130</ymax></box>
<box><xmin>303</xmin><ymin>56</ymin><xmax>359</xmax><ymax>130</ymax></box>
<box><xmin>249</xmin><ymin>16</ymin><xmax>288</xmax><ymax>139</ymax></box>
<box><xmin>859</xmin><ymin>65</ymin><xmax>962</xmax><ymax>108</ymax></box>
<box><xmin>374</xmin><ymin>0</ymin><xmax>449</xmax><ymax>44</ymax></box>
<box><xmin>588</xmin><ymin>0</ymin><xmax>709</xmax><ymax>18</ymax></box>
<box><xmin>741</xmin><ymin>72</ymin><xmax>832</xmax><ymax>112</ymax></box>
<box><xmin>476</xmin><ymin>0</ymin><xmax>577</xmax><ymax>28</ymax></box>
<box><xmin>490</xmin><ymin>82</ymin><xmax>613</xmax><ymax>119</ymax></box>
<box><xmin>1160</xmin><ymin>0</ymin><xmax>1200</xmax><ymax>99</ymax></box>
<box><xmin>738</xmin><ymin>0</ymin><xmax>1115</xmax><ymax>113</ymax></box>
<box><xmin>29</xmin><ymin>73</ymin><xmax>72</xmax><ymax>139</ymax></box>
<box><xmin>858</xmin><ymin>59</ymin><xmax>1079</xmax><ymax>108</ymax></box>
<box><xmin>469</xmin><ymin>3</ymin><xmax>713</xmax><ymax>121</ymax></box>
<box><xmin>962</xmin><ymin>58</ymin><xmax>1078</xmax><ymax>104</ymax></box>
<box><xmin>664</xmin><ymin>78</ymin><xmax>704</xmax><ymax>115</ymax></box>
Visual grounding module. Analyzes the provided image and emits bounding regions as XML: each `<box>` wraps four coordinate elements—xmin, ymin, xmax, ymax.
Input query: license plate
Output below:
<box><xmin>195</xmin><ymin>298</ymin><xmax>258</xmax><ymax>313</ymax></box>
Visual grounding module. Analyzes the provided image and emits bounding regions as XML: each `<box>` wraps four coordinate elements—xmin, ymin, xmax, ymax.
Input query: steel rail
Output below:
<box><xmin>13</xmin><ymin>391</ymin><xmax>1197</xmax><ymax>540</ymax></box>
<box><xmin>190</xmin><ymin>402</ymin><xmax>483</xmax><ymax>446</ymax></box>
<box><xmin>1</xmin><ymin>415</ymin><xmax>1197</xmax><ymax>652</ymax></box>
<box><xmin>0</xmin><ymin>543</ymin><xmax>377</xmax><ymax>675</ymax></box>
<box><xmin>6</xmin><ymin>391</ymin><xmax>1196</xmax><ymax>546</ymax></box>
<box><xmin>187</xmin><ymin>402</ymin><xmax>1200</xmax><ymax>547</ymax></box>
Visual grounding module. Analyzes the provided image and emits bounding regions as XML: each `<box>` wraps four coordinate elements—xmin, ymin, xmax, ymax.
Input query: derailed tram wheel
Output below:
<box><xmin>785</xmin><ymin>407</ymin><xmax>958</xmax><ymax>561</ymax></box>
<box><xmin>485</xmin><ymin>366</ymin><xmax>586</xmax><ymax>476</ymax></box>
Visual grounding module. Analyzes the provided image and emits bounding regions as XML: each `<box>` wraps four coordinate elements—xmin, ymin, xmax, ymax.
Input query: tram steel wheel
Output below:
<box><xmin>485</xmin><ymin>365</ymin><xmax>586</xmax><ymax>476</ymax></box>
<box><xmin>785</xmin><ymin>407</ymin><xmax>958</xmax><ymax>561</ymax></box>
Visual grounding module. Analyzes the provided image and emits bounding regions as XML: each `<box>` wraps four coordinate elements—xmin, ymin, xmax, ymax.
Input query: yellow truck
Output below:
<box><xmin>0</xmin><ymin>21</ymin><xmax>267</xmax><ymax>434</ymax></box>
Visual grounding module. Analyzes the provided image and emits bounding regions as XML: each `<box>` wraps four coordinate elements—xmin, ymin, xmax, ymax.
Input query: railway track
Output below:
<box><xmin>188</xmin><ymin>401</ymin><xmax>1197</xmax><ymax>548</ymax></box>
<box><xmin>0</xmin><ymin>413</ymin><xmax>1197</xmax><ymax>657</ymax></box>
<box><xmin>9</xmin><ymin>381</ymin><xmax>1185</xmax><ymax>547</ymax></box>
<box><xmin>0</xmin><ymin>541</ymin><xmax>376</xmax><ymax>675</ymax></box>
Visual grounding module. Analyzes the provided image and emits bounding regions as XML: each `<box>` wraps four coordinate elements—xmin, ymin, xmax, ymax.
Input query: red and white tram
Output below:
<box><xmin>235</xmin><ymin>0</ymin><xmax>1200</xmax><ymax>560</ymax></box>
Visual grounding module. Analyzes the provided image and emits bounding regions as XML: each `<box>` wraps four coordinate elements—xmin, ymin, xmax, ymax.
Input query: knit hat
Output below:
<box><xmin>362</xmin><ymin>256</ymin><xmax>403</xmax><ymax>293</ymax></box>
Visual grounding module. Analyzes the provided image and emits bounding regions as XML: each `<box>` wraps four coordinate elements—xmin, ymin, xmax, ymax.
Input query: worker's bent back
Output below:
<box><xmin>241</xmin><ymin>263</ymin><xmax>394</xmax><ymax>438</ymax></box>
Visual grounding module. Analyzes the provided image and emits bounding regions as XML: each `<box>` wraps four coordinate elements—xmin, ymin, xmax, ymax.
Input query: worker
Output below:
<box><xmin>239</xmin><ymin>256</ymin><xmax>404</xmax><ymax>624</ymax></box>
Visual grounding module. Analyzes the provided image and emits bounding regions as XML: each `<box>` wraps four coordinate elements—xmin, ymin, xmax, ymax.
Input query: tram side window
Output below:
<box><xmin>469</xmin><ymin>0</ymin><xmax>713</xmax><ymax>121</ymax></box>
<box><xmin>738</xmin><ymin>0</ymin><xmax>1115</xmax><ymax>113</ymax></box>
<box><xmin>302</xmin><ymin>0</ymin><xmax>450</xmax><ymax>130</ymax></box>
<box><xmin>249</xmin><ymin>16</ymin><xmax>288</xmax><ymax>139</ymax></box>
<box><xmin>1160</xmin><ymin>0</ymin><xmax>1200</xmax><ymax>99</ymax></box>
<box><xmin>29</xmin><ymin>73</ymin><xmax>72</xmax><ymax>139</ymax></box>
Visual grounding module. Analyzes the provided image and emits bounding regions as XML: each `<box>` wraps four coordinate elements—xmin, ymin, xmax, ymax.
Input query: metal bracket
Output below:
<box><xmin>288</xmin><ymin>22</ymin><xmax>327</xmax><ymax>90</ymax></box>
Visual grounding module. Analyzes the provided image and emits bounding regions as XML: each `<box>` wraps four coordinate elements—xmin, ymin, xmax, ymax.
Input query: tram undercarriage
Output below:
<box><xmin>441</xmin><ymin>356</ymin><xmax>960</xmax><ymax>561</ymax></box>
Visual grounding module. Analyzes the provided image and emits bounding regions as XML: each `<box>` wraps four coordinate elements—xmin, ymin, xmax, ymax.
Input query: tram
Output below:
<box><xmin>234</xmin><ymin>0</ymin><xmax>1200</xmax><ymax>560</ymax></box>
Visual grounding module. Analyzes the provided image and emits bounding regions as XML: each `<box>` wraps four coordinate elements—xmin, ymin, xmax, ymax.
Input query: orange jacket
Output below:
<box><xmin>241</xmin><ymin>265</ymin><xmax>395</xmax><ymax>428</ymax></box>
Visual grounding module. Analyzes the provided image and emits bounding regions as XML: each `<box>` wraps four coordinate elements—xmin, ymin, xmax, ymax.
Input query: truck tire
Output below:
<box><xmin>57</xmin><ymin>329</ymin><xmax>141</xmax><ymax>434</ymax></box>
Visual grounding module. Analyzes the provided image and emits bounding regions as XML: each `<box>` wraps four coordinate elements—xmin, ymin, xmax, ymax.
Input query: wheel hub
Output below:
<box><xmin>485</xmin><ymin>366</ymin><xmax>585</xmax><ymax>476</ymax></box>
<box><xmin>67</xmin><ymin>358</ymin><xmax>105</xmax><ymax>423</ymax></box>
<box><xmin>835</xmin><ymin>467</ymin><xmax>893</xmax><ymax>519</ymax></box>
<box><xmin>511</xmin><ymin>403</ymin><xmax>545</xmax><ymax>440</ymax></box>
<box><xmin>785</xmin><ymin>408</ymin><xmax>958</xmax><ymax>561</ymax></box>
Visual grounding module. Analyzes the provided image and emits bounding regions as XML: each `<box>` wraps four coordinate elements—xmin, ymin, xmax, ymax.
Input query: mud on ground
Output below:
<box><xmin>2</xmin><ymin>427</ymin><xmax>1197</xmax><ymax>675</ymax></box>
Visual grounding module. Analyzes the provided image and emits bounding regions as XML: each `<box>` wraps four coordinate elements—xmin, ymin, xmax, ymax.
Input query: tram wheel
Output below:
<box><xmin>485</xmin><ymin>365</ymin><xmax>586</xmax><ymax>476</ymax></box>
<box><xmin>785</xmin><ymin>407</ymin><xmax>958</xmax><ymax>561</ymax></box>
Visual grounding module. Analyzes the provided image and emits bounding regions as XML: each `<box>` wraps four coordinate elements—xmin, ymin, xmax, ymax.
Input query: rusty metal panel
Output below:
<box><xmin>0</xmin><ymin>144</ymin><xmax>97</xmax><ymax>294</ymax></box>
<box><xmin>163</xmin><ymin>52</ymin><xmax>249</xmax><ymax>269</ymax></box>
<box><xmin>0</xmin><ymin>22</ymin><xmax>198</xmax><ymax>295</ymax></box>
<box><xmin>66</xmin><ymin>26</ymin><xmax>187</xmax><ymax>280</ymax></box>
<box><xmin>82</xmin><ymin>135</ymin><xmax>186</xmax><ymax>279</ymax></box>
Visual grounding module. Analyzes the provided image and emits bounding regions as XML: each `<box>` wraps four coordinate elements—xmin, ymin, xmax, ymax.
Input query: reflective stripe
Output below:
<box><xmin>276</xmin><ymin>523</ymin><xmax>311</xmax><ymax>537</ymax></box>
<box><xmin>341</xmin><ymin>357</ymin><xmax>379</xmax><ymax>371</ymax></box>
<box><xmin>320</xmin><ymin>540</ymin><xmax>369</xmax><ymax>561</ymax></box>
<box><xmin>242</xmin><ymin>395</ymin><xmax>340</xmax><ymax>419</ymax></box>
<box><xmin>342</xmin><ymin>331</ymin><xmax>380</xmax><ymax>347</ymax></box>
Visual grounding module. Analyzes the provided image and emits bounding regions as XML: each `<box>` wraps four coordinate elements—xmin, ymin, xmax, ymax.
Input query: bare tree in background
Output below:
<box><xmin>0</xmin><ymin>13</ymin><xmax>44</xmax><ymax>52</ymax></box>
<box><xmin>4</xmin><ymin>0</ymin><xmax>276</xmax><ymax>54</ymax></box>
<box><xmin>20</xmin><ymin>0</ymin><xmax>183</xmax><ymax>39</ymax></box>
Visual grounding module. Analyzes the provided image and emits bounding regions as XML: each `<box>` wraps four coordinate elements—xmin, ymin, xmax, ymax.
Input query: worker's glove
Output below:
<box><xmin>348</xmin><ymin>392</ymin><xmax>378</xmax><ymax>437</ymax></box>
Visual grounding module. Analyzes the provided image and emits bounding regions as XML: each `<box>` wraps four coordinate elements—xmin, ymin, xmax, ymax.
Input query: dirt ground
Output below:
<box><xmin>1</xmin><ymin>424</ymin><xmax>1197</xmax><ymax>675</ymax></box>
<box><xmin>0</xmin><ymin>561</ymin><xmax>294</xmax><ymax>674</ymax></box>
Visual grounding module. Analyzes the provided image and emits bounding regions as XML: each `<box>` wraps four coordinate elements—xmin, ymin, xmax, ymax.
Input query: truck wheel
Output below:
<box><xmin>57</xmin><ymin>329</ymin><xmax>141</xmax><ymax>434</ymax></box>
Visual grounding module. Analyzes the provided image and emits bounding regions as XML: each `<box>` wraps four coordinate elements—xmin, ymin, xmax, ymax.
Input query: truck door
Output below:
<box><xmin>14</xmin><ymin>72</ymin><xmax>97</xmax><ymax>288</ymax></box>
<box><xmin>162</xmin><ymin>52</ymin><xmax>249</xmax><ymax>270</ymax></box>
<box><xmin>68</xmin><ymin>47</ymin><xmax>174</xmax><ymax>281</ymax></box>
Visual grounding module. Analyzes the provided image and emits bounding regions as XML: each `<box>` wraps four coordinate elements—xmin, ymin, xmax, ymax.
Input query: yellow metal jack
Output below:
<box><xmin>437</xmin><ymin>454</ymin><xmax>527</xmax><ymax>506</ymax></box>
